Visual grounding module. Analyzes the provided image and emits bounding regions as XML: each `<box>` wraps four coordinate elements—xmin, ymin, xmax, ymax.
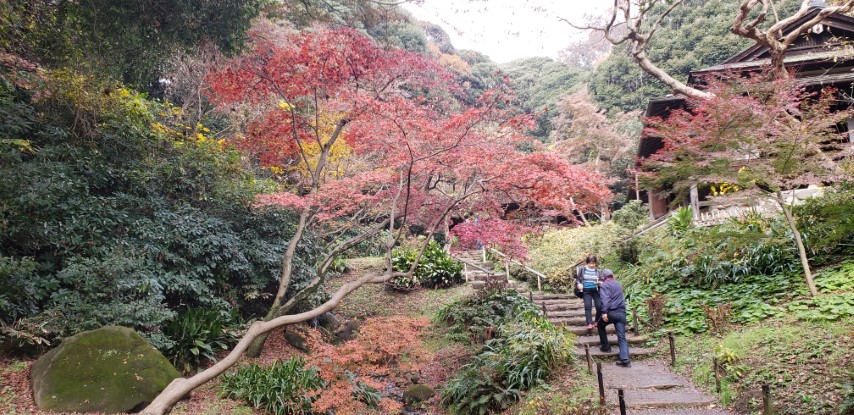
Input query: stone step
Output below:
<box><xmin>469</xmin><ymin>274</ymin><xmax>508</xmax><ymax>282</ymax></box>
<box><xmin>533</xmin><ymin>298</ymin><xmax>583</xmax><ymax>306</ymax></box>
<box><xmin>545</xmin><ymin>310</ymin><xmax>590</xmax><ymax>319</ymax></box>
<box><xmin>600</xmin><ymin>362</ymin><xmax>689</xmax><ymax>390</ymax></box>
<box><xmin>575</xmin><ymin>334</ymin><xmax>649</xmax><ymax>347</ymax></box>
<box><xmin>606</xmin><ymin>388</ymin><xmax>717</xmax><ymax>409</ymax></box>
<box><xmin>530</xmin><ymin>293</ymin><xmax>575</xmax><ymax>300</ymax></box>
<box><xmin>462</xmin><ymin>262</ymin><xmax>494</xmax><ymax>270</ymax></box>
<box><xmin>573</xmin><ymin>346</ymin><xmax>656</xmax><ymax>358</ymax></box>
<box><xmin>540</xmin><ymin>302</ymin><xmax>585</xmax><ymax>311</ymax></box>
<box><xmin>565</xmin><ymin>324</ymin><xmax>616</xmax><ymax>335</ymax></box>
<box><xmin>621</xmin><ymin>408</ymin><xmax>731</xmax><ymax>415</ymax></box>
<box><xmin>548</xmin><ymin>316</ymin><xmax>592</xmax><ymax>326</ymax></box>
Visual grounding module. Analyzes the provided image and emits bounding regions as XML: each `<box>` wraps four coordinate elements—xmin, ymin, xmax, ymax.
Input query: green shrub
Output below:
<box><xmin>611</xmin><ymin>200</ymin><xmax>650</xmax><ymax>230</ymax></box>
<box><xmin>526</xmin><ymin>222</ymin><xmax>621</xmax><ymax>291</ymax></box>
<box><xmin>0</xmin><ymin>72</ymin><xmax>324</xmax><ymax>349</ymax></box>
<box><xmin>219</xmin><ymin>357</ymin><xmax>324</xmax><ymax>415</ymax></box>
<box><xmin>0</xmin><ymin>256</ymin><xmax>40</xmax><ymax>322</ymax></box>
<box><xmin>441</xmin><ymin>311</ymin><xmax>573</xmax><ymax>414</ymax></box>
<box><xmin>669</xmin><ymin>206</ymin><xmax>693</xmax><ymax>233</ymax></box>
<box><xmin>162</xmin><ymin>307</ymin><xmax>242</xmax><ymax>374</ymax></box>
<box><xmin>795</xmin><ymin>185</ymin><xmax>854</xmax><ymax>259</ymax></box>
<box><xmin>435</xmin><ymin>291</ymin><xmax>539</xmax><ymax>343</ymax></box>
<box><xmin>390</xmin><ymin>240</ymin><xmax>463</xmax><ymax>290</ymax></box>
<box><xmin>32</xmin><ymin>253</ymin><xmax>177</xmax><ymax>348</ymax></box>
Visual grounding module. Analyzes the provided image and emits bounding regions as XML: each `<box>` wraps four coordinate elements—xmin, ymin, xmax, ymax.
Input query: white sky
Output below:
<box><xmin>401</xmin><ymin>0</ymin><xmax>608</xmax><ymax>63</ymax></box>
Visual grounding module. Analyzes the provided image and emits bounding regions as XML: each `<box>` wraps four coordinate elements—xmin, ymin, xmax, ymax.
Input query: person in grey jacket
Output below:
<box><xmin>596</xmin><ymin>269</ymin><xmax>631</xmax><ymax>367</ymax></box>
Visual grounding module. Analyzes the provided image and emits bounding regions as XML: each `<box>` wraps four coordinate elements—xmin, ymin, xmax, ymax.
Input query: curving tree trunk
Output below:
<box><xmin>139</xmin><ymin>270</ymin><xmax>402</xmax><ymax>415</ymax></box>
<box><xmin>774</xmin><ymin>191</ymin><xmax>818</xmax><ymax>297</ymax></box>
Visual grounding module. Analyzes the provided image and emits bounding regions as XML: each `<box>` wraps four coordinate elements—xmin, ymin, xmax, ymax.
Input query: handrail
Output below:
<box><xmin>485</xmin><ymin>247</ymin><xmax>548</xmax><ymax>291</ymax></box>
<box><xmin>451</xmin><ymin>256</ymin><xmax>493</xmax><ymax>275</ymax></box>
<box><xmin>621</xmin><ymin>210</ymin><xmax>675</xmax><ymax>241</ymax></box>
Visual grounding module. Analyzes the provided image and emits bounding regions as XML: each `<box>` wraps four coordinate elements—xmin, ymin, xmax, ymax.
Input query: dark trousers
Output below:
<box><xmin>582</xmin><ymin>287</ymin><xmax>601</xmax><ymax>325</ymax></box>
<box><xmin>598</xmin><ymin>311</ymin><xmax>630</xmax><ymax>363</ymax></box>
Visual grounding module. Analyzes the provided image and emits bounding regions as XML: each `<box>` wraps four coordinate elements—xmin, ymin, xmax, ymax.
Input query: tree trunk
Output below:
<box><xmin>775</xmin><ymin>191</ymin><xmax>818</xmax><ymax>297</ymax></box>
<box><xmin>245</xmin><ymin>207</ymin><xmax>311</xmax><ymax>358</ymax></box>
<box><xmin>140</xmin><ymin>270</ymin><xmax>400</xmax><ymax>415</ymax></box>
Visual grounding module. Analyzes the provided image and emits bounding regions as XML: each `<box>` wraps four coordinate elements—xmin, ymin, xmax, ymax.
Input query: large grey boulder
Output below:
<box><xmin>31</xmin><ymin>326</ymin><xmax>180</xmax><ymax>413</ymax></box>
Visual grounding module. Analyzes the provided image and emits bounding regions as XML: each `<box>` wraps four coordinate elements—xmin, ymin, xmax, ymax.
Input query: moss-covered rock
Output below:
<box><xmin>31</xmin><ymin>326</ymin><xmax>180</xmax><ymax>413</ymax></box>
<box><xmin>403</xmin><ymin>384</ymin><xmax>434</xmax><ymax>404</ymax></box>
<box><xmin>284</xmin><ymin>330</ymin><xmax>309</xmax><ymax>353</ymax></box>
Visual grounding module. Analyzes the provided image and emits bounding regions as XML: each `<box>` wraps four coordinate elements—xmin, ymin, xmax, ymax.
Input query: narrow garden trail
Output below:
<box><xmin>455</xmin><ymin>251</ymin><xmax>731</xmax><ymax>415</ymax></box>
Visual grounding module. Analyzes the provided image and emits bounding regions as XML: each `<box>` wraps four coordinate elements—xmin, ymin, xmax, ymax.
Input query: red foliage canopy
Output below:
<box><xmin>206</xmin><ymin>27</ymin><xmax>613</xmax><ymax>254</ymax></box>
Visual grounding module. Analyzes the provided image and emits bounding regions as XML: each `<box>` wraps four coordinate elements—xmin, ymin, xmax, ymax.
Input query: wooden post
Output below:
<box><xmin>482</xmin><ymin>247</ymin><xmax>486</xmax><ymax>263</ymax></box>
<box><xmin>542</xmin><ymin>302</ymin><xmax>548</xmax><ymax>318</ymax></box>
<box><xmin>584</xmin><ymin>344</ymin><xmax>592</xmax><ymax>374</ymax></box>
<box><xmin>618</xmin><ymin>388</ymin><xmax>627</xmax><ymax>415</ymax></box>
<box><xmin>762</xmin><ymin>384</ymin><xmax>773</xmax><ymax>415</ymax></box>
<box><xmin>713</xmin><ymin>357</ymin><xmax>721</xmax><ymax>393</ymax></box>
<box><xmin>504</xmin><ymin>260</ymin><xmax>510</xmax><ymax>283</ymax></box>
<box><xmin>528</xmin><ymin>290</ymin><xmax>533</xmax><ymax>302</ymax></box>
<box><xmin>536</xmin><ymin>274</ymin><xmax>542</xmax><ymax>291</ymax></box>
<box><xmin>690</xmin><ymin>183</ymin><xmax>700</xmax><ymax>220</ymax></box>
<box><xmin>597</xmin><ymin>362</ymin><xmax>605</xmax><ymax>407</ymax></box>
<box><xmin>668</xmin><ymin>331</ymin><xmax>676</xmax><ymax>366</ymax></box>
<box><xmin>464</xmin><ymin>263</ymin><xmax>469</xmax><ymax>282</ymax></box>
<box><xmin>632</xmin><ymin>306</ymin><xmax>639</xmax><ymax>336</ymax></box>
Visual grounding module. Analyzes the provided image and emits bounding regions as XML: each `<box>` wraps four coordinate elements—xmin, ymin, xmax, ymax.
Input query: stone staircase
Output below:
<box><xmin>451</xmin><ymin>251</ymin><xmax>730</xmax><ymax>415</ymax></box>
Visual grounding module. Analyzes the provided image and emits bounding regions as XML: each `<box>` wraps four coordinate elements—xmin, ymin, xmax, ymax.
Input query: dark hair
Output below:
<box><xmin>585</xmin><ymin>255</ymin><xmax>598</xmax><ymax>265</ymax></box>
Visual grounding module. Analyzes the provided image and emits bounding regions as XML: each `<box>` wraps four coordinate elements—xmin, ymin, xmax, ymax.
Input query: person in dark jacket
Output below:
<box><xmin>575</xmin><ymin>255</ymin><xmax>602</xmax><ymax>330</ymax></box>
<box><xmin>597</xmin><ymin>269</ymin><xmax>631</xmax><ymax>367</ymax></box>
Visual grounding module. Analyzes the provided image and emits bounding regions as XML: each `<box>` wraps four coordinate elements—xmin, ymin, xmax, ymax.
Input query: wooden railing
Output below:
<box><xmin>485</xmin><ymin>247</ymin><xmax>549</xmax><ymax>291</ymax></box>
<box><xmin>694</xmin><ymin>203</ymin><xmax>781</xmax><ymax>227</ymax></box>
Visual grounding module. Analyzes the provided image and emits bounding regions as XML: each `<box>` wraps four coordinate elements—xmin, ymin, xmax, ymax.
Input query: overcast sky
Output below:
<box><xmin>401</xmin><ymin>0</ymin><xmax>607</xmax><ymax>63</ymax></box>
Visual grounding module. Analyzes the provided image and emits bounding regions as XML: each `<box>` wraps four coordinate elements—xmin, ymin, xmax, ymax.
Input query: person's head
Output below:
<box><xmin>585</xmin><ymin>255</ymin><xmax>598</xmax><ymax>268</ymax></box>
<box><xmin>601</xmin><ymin>269</ymin><xmax>614</xmax><ymax>280</ymax></box>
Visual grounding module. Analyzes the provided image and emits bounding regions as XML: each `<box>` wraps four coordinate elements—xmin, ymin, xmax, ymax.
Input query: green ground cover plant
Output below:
<box><xmin>219</xmin><ymin>357</ymin><xmax>324</xmax><ymax>415</ymax></box>
<box><xmin>390</xmin><ymin>240</ymin><xmax>464</xmax><ymax>290</ymax></box>
<box><xmin>162</xmin><ymin>308</ymin><xmax>243</xmax><ymax>374</ymax></box>
<box><xmin>437</xmin><ymin>292</ymin><xmax>574</xmax><ymax>414</ymax></box>
<box><xmin>435</xmin><ymin>290</ymin><xmax>540</xmax><ymax>343</ymax></box>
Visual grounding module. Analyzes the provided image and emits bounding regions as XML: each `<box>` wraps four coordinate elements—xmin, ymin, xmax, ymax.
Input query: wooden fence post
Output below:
<box><xmin>584</xmin><ymin>344</ymin><xmax>592</xmax><ymax>374</ymax></box>
<box><xmin>713</xmin><ymin>357</ymin><xmax>721</xmax><ymax>393</ymax></box>
<box><xmin>762</xmin><ymin>384</ymin><xmax>773</xmax><ymax>415</ymax></box>
<box><xmin>632</xmin><ymin>306</ymin><xmax>639</xmax><ymax>335</ymax></box>
<box><xmin>668</xmin><ymin>331</ymin><xmax>676</xmax><ymax>366</ymax></box>
<box><xmin>597</xmin><ymin>362</ymin><xmax>605</xmax><ymax>407</ymax></box>
<box><xmin>618</xmin><ymin>388</ymin><xmax>627</xmax><ymax>415</ymax></box>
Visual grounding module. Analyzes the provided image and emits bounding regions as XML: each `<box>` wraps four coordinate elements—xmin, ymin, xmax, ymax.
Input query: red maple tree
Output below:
<box><xmin>142</xmin><ymin>27</ymin><xmax>612</xmax><ymax>414</ymax></box>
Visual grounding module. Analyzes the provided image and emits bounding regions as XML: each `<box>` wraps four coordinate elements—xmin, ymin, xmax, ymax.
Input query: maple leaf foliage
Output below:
<box><xmin>142</xmin><ymin>26</ymin><xmax>616</xmax><ymax>415</ymax></box>
<box><xmin>643</xmin><ymin>75</ymin><xmax>852</xmax><ymax>195</ymax></box>
<box><xmin>642</xmin><ymin>74</ymin><xmax>853</xmax><ymax>298</ymax></box>
<box><xmin>208</xmin><ymin>26</ymin><xmax>613</xmax><ymax>255</ymax></box>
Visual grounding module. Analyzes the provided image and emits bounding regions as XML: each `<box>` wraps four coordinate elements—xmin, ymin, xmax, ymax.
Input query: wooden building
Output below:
<box><xmin>638</xmin><ymin>3</ymin><xmax>854</xmax><ymax>220</ymax></box>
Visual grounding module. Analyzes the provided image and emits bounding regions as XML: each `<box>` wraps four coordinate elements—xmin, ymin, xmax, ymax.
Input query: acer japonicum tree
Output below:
<box><xmin>141</xmin><ymin>27</ymin><xmax>612</xmax><ymax>415</ymax></box>
<box><xmin>643</xmin><ymin>76</ymin><xmax>854</xmax><ymax>297</ymax></box>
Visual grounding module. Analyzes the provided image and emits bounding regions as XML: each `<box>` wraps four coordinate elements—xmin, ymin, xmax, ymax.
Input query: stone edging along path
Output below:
<box><xmin>454</xmin><ymin>252</ymin><xmax>731</xmax><ymax>415</ymax></box>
